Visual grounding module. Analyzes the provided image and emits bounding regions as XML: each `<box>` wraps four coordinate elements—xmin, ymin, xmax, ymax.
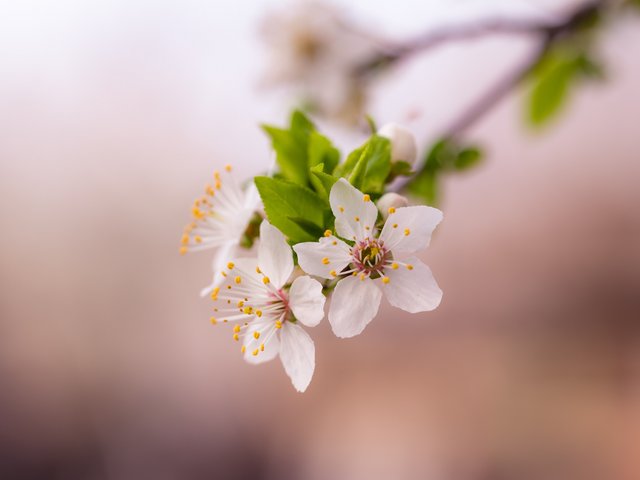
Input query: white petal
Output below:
<box><xmin>379</xmin><ymin>206</ymin><xmax>442</xmax><ymax>255</ymax></box>
<box><xmin>377</xmin><ymin>123</ymin><xmax>417</xmax><ymax>165</ymax></box>
<box><xmin>289</xmin><ymin>276</ymin><xmax>326</xmax><ymax>327</ymax></box>
<box><xmin>293</xmin><ymin>236</ymin><xmax>351</xmax><ymax>279</ymax></box>
<box><xmin>329</xmin><ymin>178</ymin><xmax>378</xmax><ymax>241</ymax></box>
<box><xmin>380</xmin><ymin>257</ymin><xmax>442</xmax><ymax>313</ymax></box>
<box><xmin>279</xmin><ymin>322</ymin><xmax>315</xmax><ymax>392</ymax></box>
<box><xmin>243</xmin><ymin>321</ymin><xmax>280</xmax><ymax>365</ymax></box>
<box><xmin>258</xmin><ymin>221</ymin><xmax>293</xmax><ymax>289</ymax></box>
<box><xmin>329</xmin><ymin>275</ymin><xmax>382</xmax><ymax>338</ymax></box>
<box><xmin>200</xmin><ymin>242</ymin><xmax>238</xmax><ymax>297</ymax></box>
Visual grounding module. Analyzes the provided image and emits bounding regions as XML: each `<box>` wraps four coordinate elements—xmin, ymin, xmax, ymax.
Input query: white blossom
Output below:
<box><xmin>180</xmin><ymin>166</ymin><xmax>260</xmax><ymax>297</ymax></box>
<box><xmin>294</xmin><ymin>179</ymin><xmax>442</xmax><ymax>338</ymax></box>
<box><xmin>210</xmin><ymin>221</ymin><xmax>325</xmax><ymax>392</ymax></box>
<box><xmin>378</xmin><ymin>123</ymin><xmax>418</xmax><ymax>165</ymax></box>
<box><xmin>260</xmin><ymin>1</ymin><xmax>379</xmax><ymax>123</ymax></box>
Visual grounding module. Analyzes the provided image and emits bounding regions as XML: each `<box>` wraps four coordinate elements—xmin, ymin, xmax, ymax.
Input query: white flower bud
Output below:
<box><xmin>377</xmin><ymin>192</ymin><xmax>409</xmax><ymax>219</ymax></box>
<box><xmin>377</xmin><ymin>123</ymin><xmax>417</xmax><ymax>166</ymax></box>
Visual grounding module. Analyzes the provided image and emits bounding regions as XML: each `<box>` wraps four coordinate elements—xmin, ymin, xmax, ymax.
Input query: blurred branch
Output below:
<box><xmin>389</xmin><ymin>0</ymin><xmax>607</xmax><ymax>194</ymax></box>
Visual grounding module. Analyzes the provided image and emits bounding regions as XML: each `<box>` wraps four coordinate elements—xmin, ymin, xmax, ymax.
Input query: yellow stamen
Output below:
<box><xmin>256</xmin><ymin>310</ymin><xmax>262</xmax><ymax>318</ymax></box>
<box><xmin>260</xmin><ymin>343</ymin><xmax>265</xmax><ymax>352</ymax></box>
<box><xmin>233</xmin><ymin>333</ymin><xmax>239</xmax><ymax>341</ymax></box>
<box><xmin>404</xmin><ymin>228</ymin><xmax>411</xmax><ymax>236</ymax></box>
<box><xmin>243</xmin><ymin>306</ymin><xmax>253</xmax><ymax>315</ymax></box>
<box><xmin>275</xmin><ymin>320</ymin><xmax>283</xmax><ymax>329</ymax></box>
<box><xmin>179</xmin><ymin>246</ymin><xmax>188</xmax><ymax>255</ymax></box>
<box><xmin>392</xmin><ymin>263</ymin><xmax>399</xmax><ymax>270</ymax></box>
<box><xmin>393</xmin><ymin>223</ymin><xmax>398</xmax><ymax>229</ymax></box>
<box><xmin>354</xmin><ymin>216</ymin><xmax>360</xmax><ymax>222</ymax></box>
<box><xmin>227</xmin><ymin>262</ymin><xmax>235</xmax><ymax>269</ymax></box>
<box><xmin>194</xmin><ymin>235</ymin><xmax>202</xmax><ymax>243</ymax></box>
<box><xmin>180</xmin><ymin>234</ymin><xmax>189</xmax><ymax>245</ymax></box>
<box><xmin>324</xmin><ymin>230</ymin><xmax>332</xmax><ymax>237</ymax></box>
<box><xmin>359</xmin><ymin>273</ymin><xmax>366</xmax><ymax>281</ymax></box>
<box><xmin>330</xmin><ymin>270</ymin><xmax>337</xmax><ymax>277</ymax></box>
<box><xmin>237</xmin><ymin>300</ymin><xmax>244</xmax><ymax>308</ymax></box>
<box><xmin>382</xmin><ymin>277</ymin><xmax>390</xmax><ymax>284</ymax></box>
<box><xmin>262</xmin><ymin>276</ymin><xmax>270</xmax><ymax>284</ymax></box>
<box><xmin>241</xmin><ymin>345</ymin><xmax>246</xmax><ymax>353</ymax></box>
<box><xmin>322</xmin><ymin>257</ymin><xmax>330</xmax><ymax>265</ymax></box>
<box><xmin>252</xmin><ymin>349</ymin><xmax>259</xmax><ymax>356</ymax></box>
<box><xmin>210</xmin><ymin>317</ymin><xmax>217</xmax><ymax>325</ymax></box>
<box><xmin>388</xmin><ymin>207</ymin><xmax>396</xmax><ymax>214</ymax></box>
<box><xmin>225</xmin><ymin>164</ymin><xmax>232</xmax><ymax>172</ymax></box>
<box><xmin>363</xmin><ymin>194</ymin><xmax>370</xmax><ymax>202</ymax></box>
<box><xmin>233</xmin><ymin>325</ymin><xmax>241</xmax><ymax>333</ymax></box>
<box><xmin>253</xmin><ymin>331</ymin><xmax>260</xmax><ymax>339</ymax></box>
<box><xmin>234</xmin><ymin>276</ymin><xmax>242</xmax><ymax>284</ymax></box>
<box><xmin>406</xmin><ymin>264</ymin><xmax>414</xmax><ymax>270</ymax></box>
<box><xmin>256</xmin><ymin>266</ymin><xmax>261</xmax><ymax>274</ymax></box>
<box><xmin>339</xmin><ymin>206</ymin><xmax>344</xmax><ymax>213</ymax></box>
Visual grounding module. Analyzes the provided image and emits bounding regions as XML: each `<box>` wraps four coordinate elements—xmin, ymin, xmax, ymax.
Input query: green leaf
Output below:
<box><xmin>454</xmin><ymin>147</ymin><xmax>483</xmax><ymax>170</ymax></box>
<box><xmin>254</xmin><ymin>176</ymin><xmax>328</xmax><ymax>243</ymax></box>
<box><xmin>308</xmin><ymin>131</ymin><xmax>340</xmax><ymax>174</ymax></box>
<box><xmin>336</xmin><ymin>135</ymin><xmax>391</xmax><ymax>194</ymax></box>
<box><xmin>261</xmin><ymin>110</ymin><xmax>315</xmax><ymax>185</ymax></box>
<box><xmin>309</xmin><ymin>164</ymin><xmax>339</xmax><ymax>199</ymax></box>
<box><xmin>334</xmin><ymin>144</ymin><xmax>364</xmax><ymax>178</ymax></box>
<box><xmin>390</xmin><ymin>160</ymin><xmax>414</xmax><ymax>177</ymax></box>
<box><xmin>287</xmin><ymin>216</ymin><xmax>326</xmax><ymax>240</ymax></box>
<box><xmin>526</xmin><ymin>48</ymin><xmax>600</xmax><ymax>127</ymax></box>
<box><xmin>407</xmin><ymin>169</ymin><xmax>439</xmax><ymax>206</ymax></box>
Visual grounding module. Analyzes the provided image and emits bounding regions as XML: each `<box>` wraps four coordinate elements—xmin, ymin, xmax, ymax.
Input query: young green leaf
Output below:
<box><xmin>308</xmin><ymin>131</ymin><xmax>340</xmax><ymax>174</ymax></box>
<box><xmin>261</xmin><ymin>110</ymin><xmax>315</xmax><ymax>185</ymax></box>
<box><xmin>254</xmin><ymin>176</ymin><xmax>328</xmax><ymax>243</ymax></box>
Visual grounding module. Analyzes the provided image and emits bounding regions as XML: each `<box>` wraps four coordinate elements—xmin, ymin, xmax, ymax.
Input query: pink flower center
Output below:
<box><xmin>352</xmin><ymin>238</ymin><xmax>389</xmax><ymax>278</ymax></box>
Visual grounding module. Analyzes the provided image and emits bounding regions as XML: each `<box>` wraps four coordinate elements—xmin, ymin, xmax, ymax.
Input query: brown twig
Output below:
<box><xmin>380</xmin><ymin>0</ymin><xmax>606</xmax><ymax>193</ymax></box>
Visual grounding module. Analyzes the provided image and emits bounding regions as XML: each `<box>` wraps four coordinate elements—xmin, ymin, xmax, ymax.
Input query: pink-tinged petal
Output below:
<box><xmin>329</xmin><ymin>275</ymin><xmax>382</xmax><ymax>338</ymax></box>
<box><xmin>379</xmin><ymin>257</ymin><xmax>442</xmax><ymax>313</ymax></box>
<box><xmin>329</xmin><ymin>178</ymin><xmax>378</xmax><ymax>241</ymax></box>
<box><xmin>243</xmin><ymin>321</ymin><xmax>280</xmax><ymax>365</ymax></box>
<box><xmin>279</xmin><ymin>322</ymin><xmax>315</xmax><ymax>392</ymax></box>
<box><xmin>379</xmin><ymin>206</ymin><xmax>442</xmax><ymax>255</ymax></box>
<box><xmin>200</xmin><ymin>241</ymin><xmax>238</xmax><ymax>297</ymax></box>
<box><xmin>258</xmin><ymin>221</ymin><xmax>293</xmax><ymax>289</ymax></box>
<box><xmin>289</xmin><ymin>276</ymin><xmax>326</xmax><ymax>327</ymax></box>
<box><xmin>293</xmin><ymin>236</ymin><xmax>351</xmax><ymax>279</ymax></box>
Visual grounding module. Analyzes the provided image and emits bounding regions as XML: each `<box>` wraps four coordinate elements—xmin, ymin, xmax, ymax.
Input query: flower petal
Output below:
<box><xmin>243</xmin><ymin>321</ymin><xmax>280</xmax><ymax>365</ymax></box>
<box><xmin>200</xmin><ymin>241</ymin><xmax>238</xmax><ymax>297</ymax></box>
<box><xmin>329</xmin><ymin>178</ymin><xmax>378</xmax><ymax>241</ymax></box>
<box><xmin>379</xmin><ymin>206</ymin><xmax>442</xmax><ymax>255</ymax></box>
<box><xmin>279</xmin><ymin>322</ymin><xmax>315</xmax><ymax>392</ymax></box>
<box><xmin>293</xmin><ymin>236</ymin><xmax>351</xmax><ymax>279</ymax></box>
<box><xmin>289</xmin><ymin>276</ymin><xmax>326</xmax><ymax>327</ymax></box>
<box><xmin>329</xmin><ymin>275</ymin><xmax>382</xmax><ymax>338</ymax></box>
<box><xmin>379</xmin><ymin>257</ymin><xmax>442</xmax><ymax>313</ymax></box>
<box><xmin>258</xmin><ymin>221</ymin><xmax>293</xmax><ymax>289</ymax></box>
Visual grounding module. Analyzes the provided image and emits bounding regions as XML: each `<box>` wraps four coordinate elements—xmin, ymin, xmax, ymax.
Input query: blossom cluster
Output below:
<box><xmin>181</xmin><ymin>112</ymin><xmax>443</xmax><ymax>392</ymax></box>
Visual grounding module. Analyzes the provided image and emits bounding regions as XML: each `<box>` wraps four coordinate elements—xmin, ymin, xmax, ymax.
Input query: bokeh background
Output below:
<box><xmin>1</xmin><ymin>1</ymin><xmax>639</xmax><ymax>479</ymax></box>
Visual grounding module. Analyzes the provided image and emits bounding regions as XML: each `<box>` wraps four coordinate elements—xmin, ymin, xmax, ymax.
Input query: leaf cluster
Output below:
<box><xmin>258</xmin><ymin>111</ymin><xmax>409</xmax><ymax>243</ymax></box>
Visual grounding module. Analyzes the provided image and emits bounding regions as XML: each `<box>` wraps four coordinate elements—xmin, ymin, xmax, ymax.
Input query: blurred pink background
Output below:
<box><xmin>1</xmin><ymin>1</ymin><xmax>639</xmax><ymax>479</ymax></box>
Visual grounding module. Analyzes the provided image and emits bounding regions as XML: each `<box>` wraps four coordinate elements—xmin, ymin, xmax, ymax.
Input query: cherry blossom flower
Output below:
<box><xmin>180</xmin><ymin>165</ymin><xmax>260</xmax><ymax>297</ymax></box>
<box><xmin>260</xmin><ymin>1</ymin><xmax>379</xmax><ymax>123</ymax></box>
<box><xmin>210</xmin><ymin>221</ymin><xmax>325</xmax><ymax>392</ymax></box>
<box><xmin>294</xmin><ymin>179</ymin><xmax>443</xmax><ymax>338</ymax></box>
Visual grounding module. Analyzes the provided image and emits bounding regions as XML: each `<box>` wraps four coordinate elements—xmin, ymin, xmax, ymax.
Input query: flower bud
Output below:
<box><xmin>377</xmin><ymin>123</ymin><xmax>417</xmax><ymax>166</ymax></box>
<box><xmin>377</xmin><ymin>193</ymin><xmax>409</xmax><ymax>220</ymax></box>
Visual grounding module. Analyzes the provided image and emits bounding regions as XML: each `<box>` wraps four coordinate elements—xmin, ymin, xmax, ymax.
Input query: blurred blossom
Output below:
<box><xmin>260</xmin><ymin>0</ymin><xmax>381</xmax><ymax>124</ymax></box>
